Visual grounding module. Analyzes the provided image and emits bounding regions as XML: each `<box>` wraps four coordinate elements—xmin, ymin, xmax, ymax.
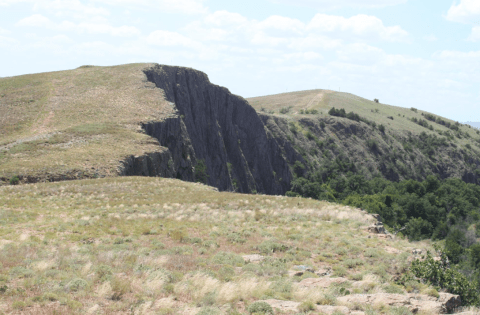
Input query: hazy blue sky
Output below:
<box><xmin>1</xmin><ymin>0</ymin><xmax>479</xmax><ymax>121</ymax></box>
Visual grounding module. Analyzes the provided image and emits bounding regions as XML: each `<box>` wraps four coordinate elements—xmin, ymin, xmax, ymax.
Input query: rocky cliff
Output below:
<box><xmin>138</xmin><ymin>65</ymin><xmax>293</xmax><ymax>195</ymax></box>
<box><xmin>119</xmin><ymin>64</ymin><xmax>480</xmax><ymax>195</ymax></box>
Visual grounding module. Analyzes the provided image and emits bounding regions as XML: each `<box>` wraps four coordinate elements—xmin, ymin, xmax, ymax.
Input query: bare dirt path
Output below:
<box><xmin>305</xmin><ymin>92</ymin><xmax>324</xmax><ymax>108</ymax></box>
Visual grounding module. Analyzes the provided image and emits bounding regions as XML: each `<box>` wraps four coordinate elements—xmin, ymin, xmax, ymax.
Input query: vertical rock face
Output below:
<box><xmin>142</xmin><ymin>64</ymin><xmax>292</xmax><ymax>194</ymax></box>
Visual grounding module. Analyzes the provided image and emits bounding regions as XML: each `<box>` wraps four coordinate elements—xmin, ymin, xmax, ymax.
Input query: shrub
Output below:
<box><xmin>400</xmin><ymin>251</ymin><xmax>479</xmax><ymax>306</ymax></box>
<box><xmin>95</xmin><ymin>265</ymin><xmax>113</xmax><ymax>282</ymax></box>
<box><xmin>42</xmin><ymin>292</ymin><xmax>59</xmax><ymax>301</ymax></box>
<box><xmin>374</xmin><ymin>99</ymin><xmax>379</xmax><ymax>103</ymax></box>
<box><xmin>256</xmin><ymin>240</ymin><xmax>289</xmax><ymax>254</ymax></box>
<box><xmin>12</xmin><ymin>301</ymin><xmax>26</xmax><ymax>310</ymax></box>
<box><xmin>378</xmin><ymin>124</ymin><xmax>385</xmax><ymax>133</ymax></box>
<box><xmin>212</xmin><ymin>252</ymin><xmax>244</xmax><ymax>266</ymax></box>
<box><xmin>217</xmin><ymin>265</ymin><xmax>235</xmax><ymax>282</ymax></box>
<box><xmin>66</xmin><ymin>278</ymin><xmax>88</xmax><ymax>292</ymax></box>
<box><xmin>195</xmin><ymin>159</ymin><xmax>209</xmax><ymax>184</ymax></box>
<box><xmin>9</xmin><ymin>267</ymin><xmax>34</xmax><ymax>278</ymax></box>
<box><xmin>169</xmin><ymin>229</ymin><xmax>188</xmax><ymax>242</ymax></box>
<box><xmin>247</xmin><ymin>301</ymin><xmax>273</xmax><ymax>314</ymax></box>
<box><xmin>227</xmin><ymin>232</ymin><xmax>246</xmax><ymax>244</ymax></box>
<box><xmin>298</xmin><ymin>301</ymin><xmax>315</xmax><ymax>312</ymax></box>
<box><xmin>332</xmin><ymin>266</ymin><xmax>348</xmax><ymax>277</ymax></box>
<box><xmin>316</xmin><ymin>294</ymin><xmax>337</xmax><ymax>305</ymax></box>
<box><xmin>9</xmin><ymin>175</ymin><xmax>19</xmax><ymax>185</ymax></box>
<box><xmin>111</xmin><ymin>276</ymin><xmax>131</xmax><ymax>300</ymax></box>
<box><xmin>383</xmin><ymin>284</ymin><xmax>404</xmax><ymax>294</ymax></box>
<box><xmin>366</xmin><ymin>139</ymin><xmax>378</xmax><ymax>152</ymax></box>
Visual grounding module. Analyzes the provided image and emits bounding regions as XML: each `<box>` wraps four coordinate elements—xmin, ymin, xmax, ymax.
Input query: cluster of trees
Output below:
<box><xmin>328</xmin><ymin>107</ymin><xmax>363</xmax><ymax>122</ymax></box>
<box><xmin>328</xmin><ymin>107</ymin><xmax>383</xmax><ymax>131</ymax></box>
<box><xmin>410</xmin><ymin>117</ymin><xmax>434</xmax><ymax>130</ymax></box>
<box><xmin>300</xmin><ymin>109</ymin><xmax>318</xmax><ymax>115</ymax></box>
<box><xmin>404</xmin><ymin>131</ymin><xmax>449</xmax><ymax>157</ymax></box>
<box><xmin>422</xmin><ymin>113</ymin><xmax>461</xmax><ymax>132</ymax></box>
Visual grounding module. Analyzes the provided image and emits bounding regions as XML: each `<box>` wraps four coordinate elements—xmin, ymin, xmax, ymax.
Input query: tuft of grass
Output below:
<box><xmin>247</xmin><ymin>301</ymin><xmax>273</xmax><ymax>314</ymax></box>
<box><xmin>298</xmin><ymin>301</ymin><xmax>316</xmax><ymax>312</ymax></box>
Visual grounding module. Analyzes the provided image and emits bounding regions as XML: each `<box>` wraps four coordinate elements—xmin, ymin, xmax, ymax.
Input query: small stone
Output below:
<box><xmin>242</xmin><ymin>254</ymin><xmax>265</xmax><ymax>263</ymax></box>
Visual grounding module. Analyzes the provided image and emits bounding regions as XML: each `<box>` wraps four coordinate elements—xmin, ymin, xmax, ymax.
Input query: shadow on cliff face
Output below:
<box><xmin>139</xmin><ymin>64</ymin><xmax>293</xmax><ymax>195</ymax></box>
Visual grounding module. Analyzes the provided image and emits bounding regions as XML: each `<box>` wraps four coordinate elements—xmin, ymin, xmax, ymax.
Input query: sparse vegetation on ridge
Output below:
<box><xmin>0</xmin><ymin>177</ymin><xmax>445</xmax><ymax>314</ymax></box>
<box><xmin>0</xmin><ymin>63</ymin><xmax>173</xmax><ymax>183</ymax></box>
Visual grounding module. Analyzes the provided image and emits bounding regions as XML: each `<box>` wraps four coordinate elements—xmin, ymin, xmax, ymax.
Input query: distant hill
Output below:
<box><xmin>248</xmin><ymin>90</ymin><xmax>480</xmax><ymax>184</ymax></box>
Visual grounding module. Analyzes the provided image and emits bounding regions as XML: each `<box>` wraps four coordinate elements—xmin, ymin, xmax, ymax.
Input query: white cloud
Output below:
<box><xmin>435</xmin><ymin>50</ymin><xmax>480</xmax><ymax>70</ymax></box>
<box><xmin>337</xmin><ymin>43</ymin><xmax>385</xmax><ymax>64</ymax></box>
<box><xmin>0</xmin><ymin>0</ymin><xmax>109</xmax><ymax>17</ymax></box>
<box><xmin>34</xmin><ymin>0</ymin><xmax>110</xmax><ymax>17</ymax></box>
<box><xmin>0</xmin><ymin>35</ymin><xmax>18</xmax><ymax>47</ymax></box>
<box><xmin>184</xmin><ymin>10</ymin><xmax>408</xmax><ymax>51</ymax></box>
<box><xmin>308</xmin><ymin>14</ymin><xmax>409</xmax><ymax>42</ymax></box>
<box><xmin>0</xmin><ymin>27</ymin><xmax>10</xmax><ymax>34</ymax></box>
<box><xmin>92</xmin><ymin>0</ymin><xmax>207</xmax><ymax>15</ymax></box>
<box><xmin>288</xmin><ymin>34</ymin><xmax>342</xmax><ymax>50</ymax></box>
<box><xmin>16</xmin><ymin>14</ymin><xmax>141</xmax><ymax>37</ymax></box>
<box><xmin>1</xmin><ymin>0</ymin><xmax>205</xmax><ymax>16</ymax></box>
<box><xmin>146</xmin><ymin>30</ymin><xmax>202</xmax><ymax>50</ymax></box>
<box><xmin>446</xmin><ymin>0</ymin><xmax>480</xmax><ymax>24</ymax></box>
<box><xmin>268</xmin><ymin>0</ymin><xmax>407</xmax><ymax>10</ymax></box>
<box><xmin>204</xmin><ymin>11</ymin><xmax>248</xmax><ymax>27</ymax></box>
<box><xmin>16</xmin><ymin>14</ymin><xmax>53</xmax><ymax>27</ymax></box>
<box><xmin>283</xmin><ymin>51</ymin><xmax>323</xmax><ymax>61</ymax></box>
<box><xmin>468</xmin><ymin>26</ymin><xmax>480</xmax><ymax>41</ymax></box>
<box><xmin>258</xmin><ymin>16</ymin><xmax>305</xmax><ymax>34</ymax></box>
<box><xmin>424</xmin><ymin>34</ymin><xmax>438</xmax><ymax>41</ymax></box>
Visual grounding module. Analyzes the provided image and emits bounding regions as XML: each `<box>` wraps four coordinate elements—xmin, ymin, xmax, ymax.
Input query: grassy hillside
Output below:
<box><xmin>248</xmin><ymin>89</ymin><xmax>478</xmax><ymax>142</ymax></box>
<box><xmin>0</xmin><ymin>64</ymin><xmax>172</xmax><ymax>183</ymax></box>
<box><xmin>248</xmin><ymin>90</ymin><xmax>480</xmax><ymax>185</ymax></box>
<box><xmin>0</xmin><ymin>177</ymin><xmax>451</xmax><ymax>314</ymax></box>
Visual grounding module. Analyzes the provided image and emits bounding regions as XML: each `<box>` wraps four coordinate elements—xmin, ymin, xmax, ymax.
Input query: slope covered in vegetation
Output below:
<box><xmin>0</xmin><ymin>177</ymin><xmax>468</xmax><ymax>314</ymax></box>
<box><xmin>248</xmin><ymin>91</ymin><xmax>480</xmax><ymax>308</ymax></box>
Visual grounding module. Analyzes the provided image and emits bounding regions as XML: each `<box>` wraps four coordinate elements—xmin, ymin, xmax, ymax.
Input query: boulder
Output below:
<box><xmin>337</xmin><ymin>293</ymin><xmax>462</xmax><ymax>313</ymax></box>
<box><xmin>438</xmin><ymin>293</ymin><xmax>461</xmax><ymax>312</ymax></box>
<box><xmin>315</xmin><ymin>267</ymin><xmax>332</xmax><ymax>277</ymax></box>
<box><xmin>367</xmin><ymin>222</ymin><xmax>386</xmax><ymax>234</ymax></box>
<box><xmin>242</xmin><ymin>254</ymin><xmax>265</xmax><ymax>263</ymax></box>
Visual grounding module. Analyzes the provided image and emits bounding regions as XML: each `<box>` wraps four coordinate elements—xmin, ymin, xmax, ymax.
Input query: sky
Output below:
<box><xmin>0</xmin><ymin>0</ymin><xmax>479</xmax><ymax>122</ymax></box>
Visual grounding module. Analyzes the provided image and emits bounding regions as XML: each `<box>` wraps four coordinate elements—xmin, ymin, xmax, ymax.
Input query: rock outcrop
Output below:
<box><xmin>337</xmin><ymin>292</ymin><xmax>461</xmax><ymax>313</ymax></box>
<box><xmin>137</xmin><ymin>65</ymin><xmax>293</xmax><ymax>194</ymax></box>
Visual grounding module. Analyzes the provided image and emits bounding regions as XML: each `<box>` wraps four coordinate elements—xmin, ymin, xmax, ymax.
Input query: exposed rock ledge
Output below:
<box><xmin>120</xmin><ymin>64</ymin><xmax>294</xmax><ymax>194</ymax></box>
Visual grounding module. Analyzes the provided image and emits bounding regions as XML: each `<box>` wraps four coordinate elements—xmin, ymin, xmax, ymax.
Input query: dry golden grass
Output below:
<box><xmin>0</xmin><ymin>176</ymin><xmax>457</xmax><ymax>314</ymax></box>
<box><xmin>0</xmin><ymin>63</ymin><xmax>174</xmax><ymax>182</ymax></box>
